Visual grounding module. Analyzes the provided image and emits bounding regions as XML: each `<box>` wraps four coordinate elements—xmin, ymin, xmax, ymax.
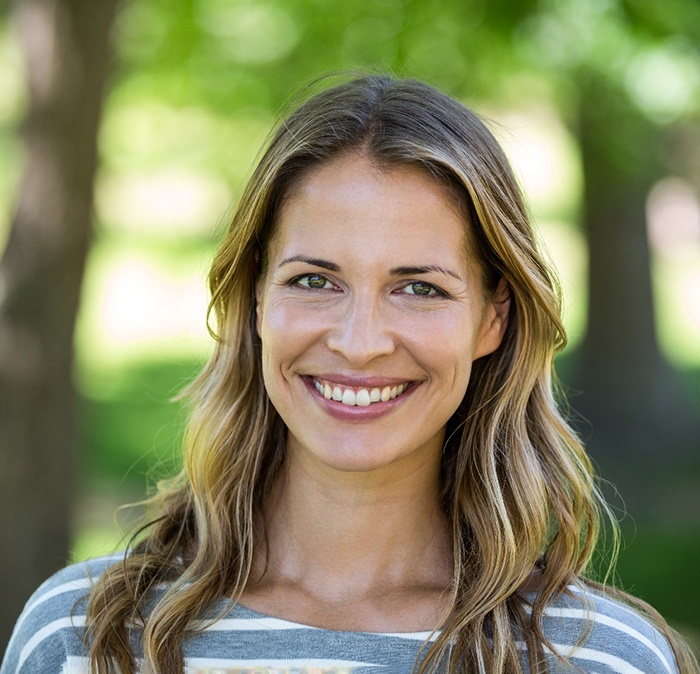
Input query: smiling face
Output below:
<box><xmin>256</xmin><ymin>153</ymin><xmax>509</xmax><ymax>478</ymax></box>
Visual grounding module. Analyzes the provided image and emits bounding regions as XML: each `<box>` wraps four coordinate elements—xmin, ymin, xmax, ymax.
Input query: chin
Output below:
<box><xmin>288</xmin><ymin>427</ymin><xmax>443</xmax><ymax>477</ymax></box>
<box><xmin>321</xmin><ymin>450</ymin><xmax>402</xmax><ymax>474</ymax></box>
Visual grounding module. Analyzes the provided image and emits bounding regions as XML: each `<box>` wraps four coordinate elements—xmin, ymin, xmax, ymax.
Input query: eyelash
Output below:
<box><xmin>289</xmin><ymin>274</ymin><xmax>447</xmax><ymax>298</ymax></box>
<box><xmin>290</xmin><ymin>274</ymin><xmax>338</xmax><ymax>291</ymax></box>
<box><xmin>399</xmin><ymin>281</ymin><xmax>445</xmax><ymax>298</ymax></box>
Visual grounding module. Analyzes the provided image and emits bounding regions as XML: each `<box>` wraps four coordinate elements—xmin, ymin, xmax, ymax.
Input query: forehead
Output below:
<box><xmin>268</xmin><ymin>154</ymin><xmax>477</xmax><ymax>270</ymax></box>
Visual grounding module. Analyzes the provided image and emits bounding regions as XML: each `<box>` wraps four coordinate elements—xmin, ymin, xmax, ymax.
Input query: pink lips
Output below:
<box><xmin>302</xmin><ymin>375</ymin><xmax>415</xmax><ymax>421</ymax></box>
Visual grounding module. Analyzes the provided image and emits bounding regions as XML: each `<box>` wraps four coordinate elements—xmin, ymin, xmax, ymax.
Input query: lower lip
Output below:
<box><xmin>303</xmin><ymin>377</ymin><xmax>415</xmax><ymax>421</ymax></box>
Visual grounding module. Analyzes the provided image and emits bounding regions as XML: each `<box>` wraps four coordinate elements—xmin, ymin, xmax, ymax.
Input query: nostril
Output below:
<box><xmin>326</xmin><ymin>328</ymin><xmax>395</xmax><ymax>363</ymax></box>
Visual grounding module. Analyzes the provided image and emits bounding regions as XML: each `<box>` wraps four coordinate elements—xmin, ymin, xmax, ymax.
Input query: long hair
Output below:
<box><xmin>86</xmin><ymin>74</ymin><xmax>697</xmax><ymax>673</ymax></box>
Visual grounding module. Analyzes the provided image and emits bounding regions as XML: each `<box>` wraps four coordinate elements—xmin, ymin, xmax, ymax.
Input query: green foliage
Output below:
<box><xmin>621</xmin><ymin>0</ymin><xmax>700</xmax><ymax>41</ymax></box>
<box><xmin>110</xmin><ymin>0</ymin><xmax>542</xmax><ymax>115</ymax></box>
<box><xmin>77</xmin><ymin>360</ymin><xmax>202</xmax><ymax>490</ymax></box>
<box><xmin>615</xmin><ymin>528</ymin><xmax>700</xmax><ymax>645</ymax></box>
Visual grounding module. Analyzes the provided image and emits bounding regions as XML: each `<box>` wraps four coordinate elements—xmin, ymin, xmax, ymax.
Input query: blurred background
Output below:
<box><xmin>1</xmin><ymin>0</ymin><xmax>699</xmax><ymax>655</ymax></box>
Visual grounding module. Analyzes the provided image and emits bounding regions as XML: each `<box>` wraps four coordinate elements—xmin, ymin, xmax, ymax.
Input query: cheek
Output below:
<box><xmin>403</xmin><ymin>311</ymin><xmax>478</xmax><ymax>365</ymax></box>
<box><xmin>263</xmin><ymin>302</ymin><xmax>312</xmax><ymax>338</ymax></box>
<box><xmin>259</xmin><ymin>301</ymin><xmax>323</xmax><ymax>367</ymax></box>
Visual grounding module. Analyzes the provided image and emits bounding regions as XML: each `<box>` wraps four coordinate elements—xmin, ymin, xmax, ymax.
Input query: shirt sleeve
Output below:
<box><xmin>1</xmin><ymin>555</ymin><xmax>121</xmax><ymax>674</ymax></box>
<box><xmin>537</xmin><ymin>583</ymin><xmax>681</xmax><ymax>674</ymax></box>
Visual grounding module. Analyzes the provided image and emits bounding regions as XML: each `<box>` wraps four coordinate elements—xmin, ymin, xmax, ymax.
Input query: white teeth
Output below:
<box><xmin>313</xmin><ymin>379</ymin><xmax>409</xmax><ymax>406</ymax></box>
<box><xmin>355</xmin><ymin>389</ymin><xmax>371</xmax><ymax>407</ymax></box>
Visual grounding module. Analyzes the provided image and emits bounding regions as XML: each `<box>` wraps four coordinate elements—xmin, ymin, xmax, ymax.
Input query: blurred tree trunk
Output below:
<box><xmin>575</xmin><ymin>76</ymin><xmax>698</xmax><ymax>493</ymax></box>
<box><xmin>0</xmin><ymin>0</ymin><xmax>118</xmax><ymax>649</ymax></box>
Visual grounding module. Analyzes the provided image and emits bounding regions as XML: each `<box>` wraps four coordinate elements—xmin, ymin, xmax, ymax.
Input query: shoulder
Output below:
<box><xmin>0</xmin><ymin>554</ymin><xmax>124</xmax><ymax>674</ymax></box>
<box><xmin>534</xmin><ymin>581</ymin><xmax>680</xmax><ymax>674</ymax></box>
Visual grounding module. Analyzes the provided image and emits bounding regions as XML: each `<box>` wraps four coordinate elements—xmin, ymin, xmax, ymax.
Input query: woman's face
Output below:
<box><xmin>256</xmin><ymin>154</ymin><xmax>509</xmax><ymax>478</ymax></box>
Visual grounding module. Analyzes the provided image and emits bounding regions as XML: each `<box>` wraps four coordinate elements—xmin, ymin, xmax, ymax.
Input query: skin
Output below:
<box><xmin>242</xmin><ymin>153</ymin><xmax>510</xmax><ymax>632</ymax></box>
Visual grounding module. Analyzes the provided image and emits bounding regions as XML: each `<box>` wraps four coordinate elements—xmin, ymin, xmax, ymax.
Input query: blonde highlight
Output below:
<box><xmin>86</xmin><ymin>74</ymin><xmax>698</xmax><ymax>674</ymax></box>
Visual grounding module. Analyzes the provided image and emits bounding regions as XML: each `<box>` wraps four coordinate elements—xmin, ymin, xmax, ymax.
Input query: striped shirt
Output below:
<box><xmin>1</xmin><ymin>555</ymin><xmax>679</xmax><ymax>674</ymax></box>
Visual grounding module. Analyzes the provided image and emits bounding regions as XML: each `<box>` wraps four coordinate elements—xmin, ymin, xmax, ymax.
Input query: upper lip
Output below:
<box><xmin>305</xmin><ymin>373</ymin><xmax>414</xmax><ymax>388</ymax></box>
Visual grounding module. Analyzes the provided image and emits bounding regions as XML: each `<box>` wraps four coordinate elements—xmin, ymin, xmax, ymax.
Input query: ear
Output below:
<box><xmin>473</xmin><ymin>278</ymin><xmax>511</xmax><ymax>360</ymax></box>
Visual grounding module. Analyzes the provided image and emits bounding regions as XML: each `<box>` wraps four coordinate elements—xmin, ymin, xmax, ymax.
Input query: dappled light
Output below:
<box><xmin>626</xmin><ymin>39</ymin><xmax>700</xmax><ymax>124</ymax></box>
<box><xmin>76</xmin><ymin>246</ymin><xmax>211</xmax><ymax>375</ymax></box>
<box><xmin>197</xmin><ymin>0</ymin><xmax>300</xmax><ymax>64</ymax></box>
<box><xmin>2</xmin><ymin>0</ymin><xmax>700</xmax><ymax>657</ymax></box>
<box><xmin>489</xmin><ymin>105</ymin><xmax>582</xmax><ymax>220</ymax></box>
<box><xmin>648</xmin><ymin>177</ymin><xmax>700</xmax><ymax>255</ymax></box>
<box><xmin>98</xmin><ymin>99</ymin><xmax>272</xmax><ymax>181</ymax></box>
<box><xmin>648</xmin><ymin>178</ymin><xmax>700</xmax><ymax>366</ymax></box>
<box><xmin>95</xmin><ymin>170</ymin><xmax>231</xmax><ymax>236</ymax></box>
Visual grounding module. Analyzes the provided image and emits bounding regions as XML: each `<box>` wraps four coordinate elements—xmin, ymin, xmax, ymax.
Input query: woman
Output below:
<box><xmin>2</xmin><ymin>75</ymin><xmax>697</xmax><ymax>674</ymax></box>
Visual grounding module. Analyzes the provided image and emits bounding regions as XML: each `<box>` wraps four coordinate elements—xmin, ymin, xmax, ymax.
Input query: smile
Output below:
<box><xmin>312</xmin><ymin>378</ymin><xmax>410</xmax><ymax>407</ymax></box>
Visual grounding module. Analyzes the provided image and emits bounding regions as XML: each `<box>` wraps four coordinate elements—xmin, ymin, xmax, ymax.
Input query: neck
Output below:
<box><xmin>255</xmin><ymin>445</ymin><xmax>452</xmax><ymax>601</ymax></box>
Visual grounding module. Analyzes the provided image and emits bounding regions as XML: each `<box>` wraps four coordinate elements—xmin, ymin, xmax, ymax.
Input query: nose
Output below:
<box><xmin>326</xmin><ymin>292</ymin><xmax>396</xmax><ymax>366</ymax></box>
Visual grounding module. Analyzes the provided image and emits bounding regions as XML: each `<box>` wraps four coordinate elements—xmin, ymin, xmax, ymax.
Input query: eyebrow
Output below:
<box><xmin>390</xmin><ymin>265</ymin><xmax>463</xmax><ymax>282</ymax></box>
<box><xmin>279</xmin><ymin>255</ymin><xmax>340</xmax><ymax>271</ymax></box>
<box><xmin>278</xmin><ymin>256</ymin><xmax>462</xmax><ymax>282</ymax></box>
